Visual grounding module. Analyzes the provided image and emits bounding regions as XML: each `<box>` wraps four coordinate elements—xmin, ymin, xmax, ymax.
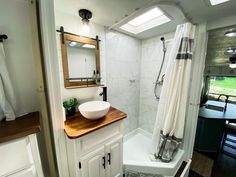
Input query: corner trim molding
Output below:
<box><xmin>39</xmin><ymin>0</ymin><xmax>70</xmax><ymax>176</ymax></box>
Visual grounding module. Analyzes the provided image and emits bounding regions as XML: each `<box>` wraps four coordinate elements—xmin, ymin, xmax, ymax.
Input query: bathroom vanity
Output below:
<box><xmin>0</xmin><ymin>112</ymin><xmax>44</xmax><ymax>177</ymax></box>
<box><xmin>64</xmin><ymin>107</ymin><xmax>127</xmax><ymax>177</ymax></box>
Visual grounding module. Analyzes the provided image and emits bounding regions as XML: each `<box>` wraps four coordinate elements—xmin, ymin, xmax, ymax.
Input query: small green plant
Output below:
<box><xmin>63</xmin><ymin>98</ymin><xmax>79</xmax><ymax>116</ymax></box>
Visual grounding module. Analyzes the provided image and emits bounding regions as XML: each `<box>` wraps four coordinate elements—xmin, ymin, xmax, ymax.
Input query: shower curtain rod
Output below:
<box><xmin>0</xmin><ymin>34</ymin><xmax>8</xmax><ymax>42</ymax></box>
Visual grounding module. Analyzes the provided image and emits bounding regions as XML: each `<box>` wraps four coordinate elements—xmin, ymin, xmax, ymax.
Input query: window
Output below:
<box><xmin>120</xmin><ymin>7</ymin><xmax>171</xmax><ymax>34</ymax></box>
<box><xmin>208</xmin><ymin>76</ymin><xmax>236</xmax><ymax>102</ymax></box>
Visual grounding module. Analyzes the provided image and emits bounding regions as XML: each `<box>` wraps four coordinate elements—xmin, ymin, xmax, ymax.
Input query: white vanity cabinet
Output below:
<box><xmin>66</xmin><ymin>121</ymin><xmax>124</xmax><ymax>177</ymax></box>
<box><xmin>0</xmin><ymin>135</ymin><xmax>44</xmax><ymax>177</ymax></box>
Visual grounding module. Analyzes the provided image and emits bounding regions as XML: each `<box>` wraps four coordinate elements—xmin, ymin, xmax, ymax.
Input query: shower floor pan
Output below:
<box><xmin>123</xmin><ymin>128</ymin><xmax>185</xmax><ymax>177</ymax></box>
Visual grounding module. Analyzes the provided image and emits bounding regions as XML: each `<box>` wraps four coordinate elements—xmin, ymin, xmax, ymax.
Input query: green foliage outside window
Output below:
<box><xmin>209</xmin><ymin>77</ymin><xmax>236</xmax><ymax>96</ymax></box>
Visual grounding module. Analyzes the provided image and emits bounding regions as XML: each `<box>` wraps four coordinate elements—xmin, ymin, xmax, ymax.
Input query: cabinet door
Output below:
<box><xmin>0</xmin><ymin>138</ymin><xmax>33</xmax><ymax>176</ymax></box>
<box><xmin>105</xmin><ymin>136</ymin><xmax>123</xmax><ymax>177</ymax></box>
<box><xmin>80</xmin><ymin>146</ymin><xmax>105</xmax><ymax>177</ymax></box>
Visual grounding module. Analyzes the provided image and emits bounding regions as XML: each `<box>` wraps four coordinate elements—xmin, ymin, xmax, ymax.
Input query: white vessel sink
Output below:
<box><xmin>79</xmin><ymin>101</ymin><xmax>110</xmax><ymax>120</ymax></box>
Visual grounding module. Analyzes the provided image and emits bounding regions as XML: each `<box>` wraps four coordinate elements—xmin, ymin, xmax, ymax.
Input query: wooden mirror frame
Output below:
<box><xmin>61</xmin><ymin>33</ymin><xmax>100</xmax><ymax>89</ymax></box>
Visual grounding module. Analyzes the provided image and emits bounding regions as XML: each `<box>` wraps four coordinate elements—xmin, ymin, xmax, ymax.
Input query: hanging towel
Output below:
<box><xmin>151</xmin><ymin>23</ymin><xmax>196</xmax><ymax>162</ymax></box>
<box><xmin>0</xmin><ymin>42</ymin><xmax>16</xmax><ymax>121</ymax></box>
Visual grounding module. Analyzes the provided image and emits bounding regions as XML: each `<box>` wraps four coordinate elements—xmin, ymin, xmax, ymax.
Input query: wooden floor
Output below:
<box><xmin>191</xmin><ymin>151</ymin><xmax>213</xmax><ymax>177</ymax></box>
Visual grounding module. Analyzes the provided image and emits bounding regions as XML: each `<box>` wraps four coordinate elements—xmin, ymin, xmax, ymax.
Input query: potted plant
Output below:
<box><xmin>63</xmin><ymin>98</ymin><xmax>79</xmax><ymax>117</ymax></box>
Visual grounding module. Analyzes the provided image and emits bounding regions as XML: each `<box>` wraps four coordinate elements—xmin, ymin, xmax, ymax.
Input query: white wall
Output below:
<box><xmin>54</xmin><ymin>10</ymin><xmax>106</xmax><ymax>102</ymax></box>
<box><xmin>204</xmin><ymin>65</ymin><xmax>236</xmax><ymax>76</ymax></box>
<box><xmin>105</xmin><ymin>30</ymin><xmax>141</xmax><ymax>133</ymax></box>
<box><xmin>139</xmin><ymin>32</ymin><xmax>174</xmax><ymax>133</ymax></box>
<box><xmin>0</xmin><ymin>0</ymin><xmax>39</xmax><ymax>117</ymax></box>
<box><xmin>207</xmin><ymin>14</ymin><xmax>236</xmax><ymax>30</ymax></box>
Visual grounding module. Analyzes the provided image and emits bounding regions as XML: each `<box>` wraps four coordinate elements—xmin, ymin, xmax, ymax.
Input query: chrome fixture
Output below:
<box><xmin>154</xmin><ymin>37</ymin><xmax>167</xmax><ymax>100</ymax></box>
<box><xmin>79</xmin><ymin>9</ymin><xmax>92</xmax><ymax>33</ymax></box>
<box><xmin>225</xmin><ymin>29</ymin><xmax>236</xmax><ymax>37</ymax></box>
<box><xmin>224</xmin><ymin>48</ymin><xmax>236</xmax><ymax>56</ymax></box>
<box><xmin>161</xmin><ymin>37</ymin><xmax>167</xmax><ymax>53</ymax></box>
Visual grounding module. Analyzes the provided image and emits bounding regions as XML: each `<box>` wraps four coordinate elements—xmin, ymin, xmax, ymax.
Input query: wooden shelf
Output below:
<box><xmin>0</xmin><ymin>112</ymin><xmax>40</xmax><ymax>143</ymax></box>
<box><xmin>64</xmin><ymin>107</ymin><xmax>127</xmax><ymax>139</ymax></box>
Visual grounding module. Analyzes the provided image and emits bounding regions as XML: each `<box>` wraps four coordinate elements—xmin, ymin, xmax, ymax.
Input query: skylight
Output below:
<box><xmin>120</xmin><ymin>7</ymin><xmax>171</xmax><ymax>34</ymax></box>
<box><xmin>209</xmin><ymin>0</ymin><xmax>230</xmax><ymax>5</ymax></box>
<box><xmin>128</xmin><ymin>8</ymin><xmax>163</xmax><ymax>26</ymax></box>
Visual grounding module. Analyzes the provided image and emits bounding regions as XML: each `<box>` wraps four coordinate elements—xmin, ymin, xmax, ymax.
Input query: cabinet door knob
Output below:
<box><xmin>108</xmin><ymin>153</ymin><xmax>111</xmax><ymax>165</ymax></box>
<box><xmin>102</xmin><ymin>156</ymin><xmax>106</xmax><ymax>169</ymax></box>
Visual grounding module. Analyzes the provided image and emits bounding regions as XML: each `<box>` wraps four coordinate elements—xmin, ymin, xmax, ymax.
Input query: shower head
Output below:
<box><xmin>160</xmin><ymin>37</ymin><xmax>166</xmax><ymax>52</ymax></box>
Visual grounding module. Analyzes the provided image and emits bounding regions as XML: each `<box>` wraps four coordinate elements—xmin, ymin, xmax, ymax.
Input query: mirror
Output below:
<box><xmin>61</xmin><ymin>33</ymin><xmax>101</xmax><ymax>88</ymax></box>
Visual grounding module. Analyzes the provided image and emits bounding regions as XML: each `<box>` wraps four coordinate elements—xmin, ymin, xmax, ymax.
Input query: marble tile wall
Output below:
<box><xmin>139</xmin><ymin>32</ymin><xmax>174</xmax><ymax>133</ymax></box>
<box><xmin>105</xmin><ymin>30</ymin><xmax>141</xmax><ymax>134</ymax></box>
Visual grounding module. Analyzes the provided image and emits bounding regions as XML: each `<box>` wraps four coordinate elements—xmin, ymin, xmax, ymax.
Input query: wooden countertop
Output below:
<box><xmin>64</xmin><ymin>107</ymin><xmax>127</xmax><ymax>139</ymax></box>
<box><xmin>0</xmin><ymin>112</ymin><xmax>41</xmax><ymax>143</ymax></box>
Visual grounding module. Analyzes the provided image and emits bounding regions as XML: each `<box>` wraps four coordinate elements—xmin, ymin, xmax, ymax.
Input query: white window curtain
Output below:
<box><xmin>0</xmin><ymin>42</ymin><xmax>16</xmax><ymax>121</ymax></box>
<box><xmin>151</xmin><ymin>22</ymin><xmax>196</xmax><ymax>162</ymax></box>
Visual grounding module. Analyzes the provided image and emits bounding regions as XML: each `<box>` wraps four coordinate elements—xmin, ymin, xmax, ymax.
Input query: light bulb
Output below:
<box><xmin>229</xmin><ymin>63</ymin><xmax>236</xmax><ymax>68</ymax></box>
<box><xmin>225</xmin><ymin>48</ymin><xmax>236</xmax><ymax>56</ymax></box>
<box><xmin>225</xmin><ymin>29</ymin><xmax>236</xmax><ymax>37</ymax></box>
<box><xmin>81</xmin><ymin>19</ymin><xmax>90</xmax><ymax>34</ymax></box>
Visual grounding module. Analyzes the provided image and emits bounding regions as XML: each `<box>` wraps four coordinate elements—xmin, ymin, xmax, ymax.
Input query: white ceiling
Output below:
<box><xmin>55</xmin><ymin>0</ymin><xmax>154</xmax><ymax>27</ymax></box>
<box><xmin>174</xmin><ymin>0</ymin><xmax>236</xmax><ymax>23</ymax></box>
<box><xmin>55</xmin><ymin>0</ymin><xmax>236</xmax><ymax>39</ymax></box>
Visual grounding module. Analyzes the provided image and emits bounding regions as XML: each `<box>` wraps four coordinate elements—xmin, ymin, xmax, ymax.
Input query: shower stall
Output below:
<box><xmin>106</xmin><ymin>30</ymin><xmax>187</xmax><ymax>177</ymax></box>
<box><xmin>121</xmin><ymin>34</ymin><xmax>186</xmax><ymax>176</ymax></box>
<box><xmin>105</xmin><ymin>4</ymin><xmax>206</xmax><ymax>177</ymax></box>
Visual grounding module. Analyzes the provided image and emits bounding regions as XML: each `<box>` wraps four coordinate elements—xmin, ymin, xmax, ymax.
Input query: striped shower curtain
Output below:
<box><xmin>152</xmin><ymin>23</ymin><xmax>196</xmax><ymax>162</ymax></box>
